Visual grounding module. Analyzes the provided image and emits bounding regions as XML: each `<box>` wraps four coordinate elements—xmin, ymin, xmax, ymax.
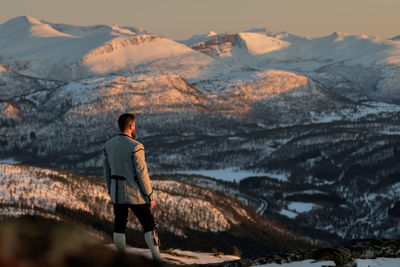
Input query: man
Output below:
<box><xmin>102</xmin><ymin>113</ymin><xmax>161</xmax><ymax>261</ymax></box>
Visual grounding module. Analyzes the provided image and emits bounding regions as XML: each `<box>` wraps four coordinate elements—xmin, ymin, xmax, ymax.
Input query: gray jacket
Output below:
<box><xmin>102</xmin><ymin>134</ymin><xmax>154</xmax><ymax>205</ymax></box>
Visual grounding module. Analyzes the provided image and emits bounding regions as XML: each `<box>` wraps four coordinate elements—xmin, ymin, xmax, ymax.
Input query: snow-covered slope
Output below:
<box><xmin>0</xmin><ymin>163</ymin><xmax>242</xmax><ymax>233</ymax></box>
<box><xmin>185</xmin><ymin>30</ymin><xmax>400</xmax><ymax>102</ymax></box>
<box><xmin>194</xmin><ymin>69</ymin><xmax>353</xmax><ymax>120</ymax></box>
<box><xmin>0</xmin><ymin>16</ymin><xmax>231</xmax><ymax>82</ymax></box>
<box><xmin>187</xmin><ymin>30</ymin><xmax>400</xmax><ymax>70</ymax></box>
<box><xmin>2</xmin><ymin>16</ymin><xmax>400</xmax><ymax>102</ymax></box>
<box><xmin>43</xmin><ymin>71</ymin><xmax>209</xmax><ymax>116</ymax></box>
<box><xmin>0</xmin><ymin>164</ymin><xmax>309</xmax><ymax>256</ymax></box>
<box><xmin>191</xmin><ymin>32</ymin><xmax>290</xmax><ymax>60</ymax></box>
<box><xmin>0</xmin><ymin>64</ymin><xmax>62</xmax><ymax>99</ymax></box>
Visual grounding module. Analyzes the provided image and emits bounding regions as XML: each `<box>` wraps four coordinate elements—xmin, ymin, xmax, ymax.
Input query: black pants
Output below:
<box><xmin>113</xmin><ymin>203</ymin><xmax>156</xmax><ymax>234</ymax></box>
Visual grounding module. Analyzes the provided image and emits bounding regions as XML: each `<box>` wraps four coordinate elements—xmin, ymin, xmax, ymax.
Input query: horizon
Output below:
<box><xmin>1</xmin><ymin>0</ymin><xmax>399</xmax><ymax>40</ymax></box>
<box><xmin>1</xmin><ymin>14</ymin><xmax>399</xmax><ymax>41</ymax></box>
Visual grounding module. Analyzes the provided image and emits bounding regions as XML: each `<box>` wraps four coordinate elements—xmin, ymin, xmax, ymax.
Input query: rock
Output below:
<box><xmin>202</xmin><ymin>238</ymin><xmax>400</xmax><ymax>267</ymax></box>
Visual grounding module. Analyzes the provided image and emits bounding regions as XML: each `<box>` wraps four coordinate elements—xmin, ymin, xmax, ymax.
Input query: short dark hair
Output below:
<box><xmin>118</xmin><ymin>113</ymin><xmax>135</xmax><ymax>132</ymax></box>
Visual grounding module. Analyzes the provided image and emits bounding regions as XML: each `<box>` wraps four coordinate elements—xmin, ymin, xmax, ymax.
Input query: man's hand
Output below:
<box><xmin>150</xmin><ymin>200</ymin><xmax>156</xmax><ymax>208</ymax></box>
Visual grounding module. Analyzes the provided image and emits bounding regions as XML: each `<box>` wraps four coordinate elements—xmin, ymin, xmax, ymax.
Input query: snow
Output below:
<box><xmin>307</xmin><ymin>101</ymin><xmax>400</xmax><ymax>124</ymax></box>
<box><xmin>0</xmin><ymin>164</ymin><xmax>243</xmax><ymax>235</ymax></box>
<box><xmin>254</xmin><ymin>260</ymin><xmax>335</xmax><ymax>267</ymax></box>
<box><xmin>179</xmin><ymin>30</ymin><xmax>219</xmax><ymax>46</ymax></box>
<box><xmin>176</xmin><ymin>168</ymin><xmax>274</xmax><ymax>182</ymax></box>
<box><xmin>112</xmin><ymin>245</ymin><xmax>400</xmax><ymax>266</ymax></box>
<box><xmin>2</xmin><ymin>16</ymin><xmax>400</xmax><ymax>102</ymax></box>
<box><xmin>0</xmin><ymin>164</ymin><xmax>108</xmax><ymax>213</ymax></box>
<box><xmin>0</xmin><ymin>158</ymin><xmax>20</xmax><ymax>164</ymax></box>
<box><xmin>279</xmin><ymin>209</ymin><xmax>298</xmax><ymax>219</ymax></box>
<box><xmin>262</xmin><ymin>171</ymin><xmax>290</xmax><ymax>182</ymax></box>
<box><xmin>238</xmin><ymin>33</ymin><xmax>290</xmax><ymax>55</ymax></box>
<box><xmin>287</xmin><ymin>202</ymin><xmax>316</xmax><ymax>213</ymax></box>
<box><xmin>195</xmin><ymin>69</ymin><xmax>309</xmax><ymax>98</ymax></box>
<box><xmin>355</xmin><ymin>258</ymin><xmax>400</xmax><ymax>267</ymax></box>
<box><xmin>103</xmin><ymin>245</ymin><xmax>239</xmax><ymax>265</ymax></box>
<box><xmin>0</xmin><ymin>16</ymin><xmax>232</xmax><ymax>81</ymax></box>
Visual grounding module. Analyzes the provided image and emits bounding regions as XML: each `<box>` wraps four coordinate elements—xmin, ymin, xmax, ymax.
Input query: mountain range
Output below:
<box><xmin>1</xmin><ymin>16</ymin><xmax>400</xmax><ymax>247</ymax></box>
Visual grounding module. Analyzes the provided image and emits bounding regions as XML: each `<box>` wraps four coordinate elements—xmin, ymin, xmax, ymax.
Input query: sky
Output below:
<box><xmin>1</xmin><ymin>0</ymin><xmax>399</xmax><ymax>40</ymax></box>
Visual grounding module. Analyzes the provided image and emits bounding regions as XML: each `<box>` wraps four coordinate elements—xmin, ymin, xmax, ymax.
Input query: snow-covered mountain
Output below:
<box><xmin>2</xmin><ymin>16</ymin><xmax>400</xmax><ymax>102</ymax></box>
<box><xmin>0</xmin><ymin>16</ymin><xmax>233</xmax><ymax>82</ymax></box>
<box><xmin>184</xmin><ymin>30</ymin><xmax>400</xmax><ymax>103</ymax></box>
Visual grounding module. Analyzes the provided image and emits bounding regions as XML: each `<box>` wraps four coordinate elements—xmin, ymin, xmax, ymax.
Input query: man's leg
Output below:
<box><xmin>113</xmin><ymin>204</ymin><xmax>129</xmax><ymax>253</ymax></box>
<box><xmin>130</xmin><ymin>204</ymin><xmax>161</xmax><ymax>261</ymax></box>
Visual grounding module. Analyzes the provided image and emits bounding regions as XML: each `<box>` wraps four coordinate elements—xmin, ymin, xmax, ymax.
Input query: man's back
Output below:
<box><xmin>105</xmin><ymin>134</ymin><xmax>141</xmax><ymax>180</ymax></box>
<box><xmin>103</xmin><ymin>134</ymin><xmax>153</xmax><ymax>205</ymax></box>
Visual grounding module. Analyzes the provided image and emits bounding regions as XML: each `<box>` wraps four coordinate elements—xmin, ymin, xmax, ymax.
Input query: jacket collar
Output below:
<box><xmin>118</xmin><ymin>133</ymin><xmax>134</xmax><ymax>139</ymax></box>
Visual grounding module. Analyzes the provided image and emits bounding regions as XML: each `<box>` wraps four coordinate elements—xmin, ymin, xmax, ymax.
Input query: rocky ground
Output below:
<box><xmin>203</xmin><ymin>238</ymin><xmax>400</xmax><ymax>267</ymax></box>
<box><xmin>1</xmin><ymin>217</ymin><xmax>399</xmax><ymax>267</ymax></box>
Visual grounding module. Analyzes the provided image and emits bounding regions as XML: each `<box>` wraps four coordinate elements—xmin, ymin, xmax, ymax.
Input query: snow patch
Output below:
<box><xmin>279</xmin><ymin>209</ymin><xmax>298</xmax><ymax>219</ymax></box>
<box><xmin>177</xmin><ymin>168</ymin><xmax>274</xmax><ymax>182</ymax></box>
<box><xmin>287</xmin><ymin>202</ymin><xmax>317</xmax><ymax>213</ymax></box>
<box><xmin>355</xmin><ymin>258</ymin><xmax>400</xmax><ymax>267</ymax></box>
<box><xmin>254</xmin><ymin>260</ymin><xmax>336</xmax><ymax>267</ymax></box>
<box><xmin>0</xmin><ymin>158</ymin><xmax>20</xmax><ymax>164</ymax></box>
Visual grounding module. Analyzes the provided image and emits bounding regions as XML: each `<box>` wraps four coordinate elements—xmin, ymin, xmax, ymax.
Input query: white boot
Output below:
<box><xmin>113</xmin><ymin>232</ymin><xmax>126</xmax><ymax>253</ymax></box>
<box><xmin>144</xmin><ymin>231</ymin><xmax>161</xmax><ymax>261</ymax></box>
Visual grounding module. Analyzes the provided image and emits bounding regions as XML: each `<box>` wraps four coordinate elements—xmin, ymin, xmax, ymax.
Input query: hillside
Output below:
<box><xmin>0</xmin><ymin>163</ymin><xmax>313</xmax><ymax>257</ymax></box>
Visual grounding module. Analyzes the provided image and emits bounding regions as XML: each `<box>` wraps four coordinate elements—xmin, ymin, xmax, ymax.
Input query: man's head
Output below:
<box><xmin>118</xmin><ymin>113</ymin><xmax>136</xmax><ymax>138</ymax></box>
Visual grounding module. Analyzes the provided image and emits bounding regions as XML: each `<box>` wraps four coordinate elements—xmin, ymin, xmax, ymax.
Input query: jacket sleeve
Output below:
<box><xmin>132</xmin><ymin>143</ymin><xmax>154</xmax><ymax>202</ymax></box>
<box><xmin>102</xmin><ymin>148</ymin><xmax>111</xmax><ymax>193</ymax></box>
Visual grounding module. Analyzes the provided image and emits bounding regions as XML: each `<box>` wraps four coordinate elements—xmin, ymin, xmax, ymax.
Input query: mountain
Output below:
<box><xmin>0</xmin><ymin>69</ymin><xmax>358</xmax><ymax>175</ymax></box>
<box><xmin>0</xmin><ymin>163</ymin><xmax>314</xmax><ymax>257</ymax></box>
<box><xmin>0</xmin><ymin>16</ymin><xmax>232</xmax><ymax>82</ymax></box>
<box><xmin>0</xmin><ymin>64</ymin><xmax>63</xmax><ymax>99</ymax></box>
<box><xmin>184</xmin><ymin>30</ymin><xmax>400</xmax><ymax>103</ymax></box>
<box><xmin>1</xmin><ymin>16</ymin><xmax>400</xmax><ymax>247</ymax></box>
<box><xmin>244</xmin><ymin>28</ymin><xmax>274</xmax><ymax>36</ymax></box>
<box><xmin>190</xmin><ymin>32</ymin><xmax>290</xmax><ymax>60</ymax></box>
<box><xmin>273</xmin><ymin>31</ymin><xmax>310</xmax><ymax>43</ymax></box>
<box><xmin>392</xmin><ymin>35</ymin><xmax>400</xmax><ymax>41</ymax></box>
<box><xmin>178</xmin><ymin>30</ymin><xmax>219</xmax><ymax>46</ymax></box>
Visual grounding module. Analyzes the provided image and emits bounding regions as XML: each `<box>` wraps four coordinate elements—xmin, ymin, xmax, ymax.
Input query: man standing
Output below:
<box><xmin>102</xmin><ymin>113</ymin><xmax>161</xmax><ymax>261</ymax></box>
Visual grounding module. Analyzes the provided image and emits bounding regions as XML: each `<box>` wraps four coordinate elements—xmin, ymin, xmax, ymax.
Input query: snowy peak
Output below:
<box><xmin>244</xmin><ymin>27</ymin><xmax>273</xmax><ymax>36</ymax></box>
<box><xmin>190</xmin><ymin>32</ymin><xmax>289</xmax><ymax>58</ymax></box>
<box><xmin>47</xmin><ymin>22</ymin><xmax>147</xmax><ymax>38</ymax></box>
<box><xmin>0</xmin><ymin>16</ymin><xmax>74</xmax><ymax>38</ymax></box>
<box><xmin>178</xmin><ymin>30</ymin><xmax>219</xmax><ymax>46</ymax></box>
<box><xmin>392</xmin><ymin>35</ymin><xmax>400</xmax><ymax>41</ymax></box>
<box><xmin>0</xmin><ymin>16</ymin><xmax>224</xmax><ymax>81</ymax></box>
<box><xmin>0</xmin><ymin>15</ymin><xmax>147</xmax><ymax>40</ymax></box>
<box><xmin>1</xmin><ymin>15</ymin><xmax>41</xmax><ymax>29</ymax></box>
<box><xmin>273</xmin><ymin>31</ymin><xmax>309</xmax><ymax>42</ymax></box>
<box><xmin>238</xmin><ymin>32</ymin><xmax>289</xmax><ymax>55</ymax></box>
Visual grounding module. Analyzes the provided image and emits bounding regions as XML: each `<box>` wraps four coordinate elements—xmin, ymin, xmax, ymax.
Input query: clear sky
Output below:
<box><xmin>1</xmin><ymin>0</ymin><xmax>399</xmax><ymax>40</ymax></box>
